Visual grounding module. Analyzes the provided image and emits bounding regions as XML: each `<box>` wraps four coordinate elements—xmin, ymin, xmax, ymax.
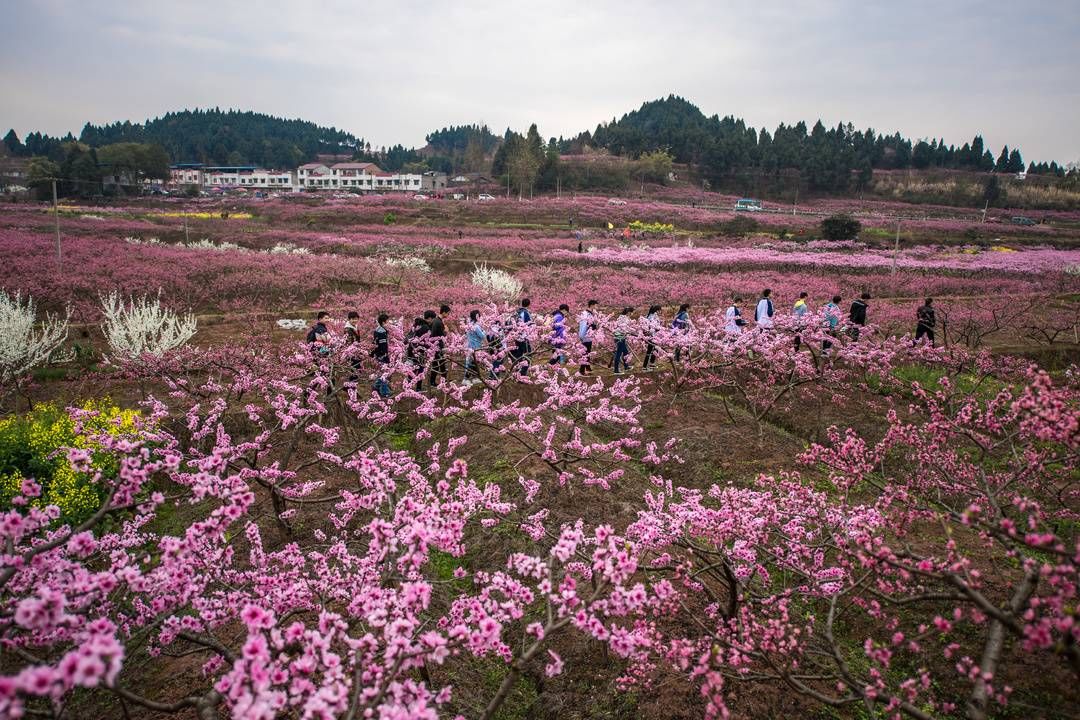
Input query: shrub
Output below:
<box><xmin>471</xmin><ymin>263</ymin><xmax>523</xmax><ymax>300</ymax></box>
<box><xmin>100</xmin><ymin>292</ymin><xmax>197</xmax><ymax>362</ymax></box>
<box><xmin>819</xmin><ymin>213</ymin><xmax>861</xmax><ymax>241</ymax></box>
<box><xmin>383</xmin><ymin>212</ymin><xmax>397</xmax><ymax>225</ymax></box>
<box><xmin>719</xmin><ymin>215</ymin><xmax>760</xmax><ymax>237</ymax></box>
<box><xmin>628</xmin><ymin>220</ymin><xmax>674</xmax><ymax>234</ymax></box>
<box><xmin>0</xmin><ymin>400</ymin><xmax>141</xmax><ymax>525</ymax></box>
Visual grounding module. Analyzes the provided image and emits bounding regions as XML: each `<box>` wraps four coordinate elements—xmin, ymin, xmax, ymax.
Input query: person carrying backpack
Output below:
<box><xmin>755</xmin><ymin>289</ymin><xmax>774</xmax><ymax>329</ymax></box>
<box><xmin>307</xmin><ymin>311</ymin><xmax>332</xmax><ymax>355</ymax></box>
<box><xmin>725</xmin><ymin>298</ymin><xmax>746</xmax><ymax>335</ymax></box>
<box><xmin>915</xmin><ymin>298</ymin><xmax>936</xmax><ymax>346</ymax></box>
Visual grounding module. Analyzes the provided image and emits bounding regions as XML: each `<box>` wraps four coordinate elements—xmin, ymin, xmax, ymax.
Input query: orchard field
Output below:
<box><xmin>0</xmin><ymin>190</ymin><xmax>1078</xmax><ymax>720</ymax></box>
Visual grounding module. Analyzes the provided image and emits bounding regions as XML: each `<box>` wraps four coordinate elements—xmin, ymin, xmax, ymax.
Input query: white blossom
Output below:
<box><xmin>183</xmin><ymin>239</ymin><xmax>246</xmax><ymax>252</ymax></box>
<box><xmin>471</xmin><ymin>263</ymin><xmax>523</xmax><ymax>301</ymax></box>
<box><xmin>266</xmin><ymin>242</ymin><xmax>311</xmax><ymax>255</ymax></box>
<box><xmin>0</xmin><ymin>291</ymin><xmax>69</xmax><ymax>384</ymax></box>
<box><xmin>100</xmin><ymin>292</ymin><xmax>197</xmax><ymax>361</ymax></box>
<box><xmin>384</xmin><ymin>256</ymin><xmax>432</xmax><ymax>273</ymax></box>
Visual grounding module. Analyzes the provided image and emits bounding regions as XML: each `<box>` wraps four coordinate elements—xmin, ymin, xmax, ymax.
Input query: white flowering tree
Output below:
<box><xmin>100</xmin><ymin>292</ymin><xmax>197</xmax><ymax>363</ymax></box>
<box><xmin>0</xmin><ymin>291</ymin><xmax>70</xmax><ymax>397</ymax></box>
<box><xmin>471</xmin><ymin>262</ymin><xmax>523</xmax><ymax>301</ymax></box>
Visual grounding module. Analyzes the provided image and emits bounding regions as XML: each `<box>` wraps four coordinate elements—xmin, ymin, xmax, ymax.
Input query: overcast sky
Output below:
<box><xmin>2</xmin><ymin>0</ymin><xmax>1078</xmax><ymax>164</ymax></box>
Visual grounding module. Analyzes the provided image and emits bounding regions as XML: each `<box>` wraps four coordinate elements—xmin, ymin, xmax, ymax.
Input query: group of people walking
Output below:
<box><xmin>306</xmin><ymin>293</ymin><xmax>939</xmax><ymax>395</ymax></box>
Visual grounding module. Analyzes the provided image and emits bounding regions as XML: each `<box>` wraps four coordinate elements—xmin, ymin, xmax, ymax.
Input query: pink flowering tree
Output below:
<box><xmin>621</xmin><ymin>367</ymin><xmax>1079</xmax><ymax>720</ymax></box>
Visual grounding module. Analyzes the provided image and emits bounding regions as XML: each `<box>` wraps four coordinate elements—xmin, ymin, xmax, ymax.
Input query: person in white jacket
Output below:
<box><xmin>725</xmin><ymin>297</ymin><xmax>746</xmax><ymax>335</ymax></box>
<box><xmin>755</xmin><ymin>288</ymin><xmax>774</xmax><ymax>329</ymax></box>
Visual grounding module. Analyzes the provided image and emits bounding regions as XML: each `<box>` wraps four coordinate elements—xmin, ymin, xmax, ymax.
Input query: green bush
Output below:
<box><xmin>383</xmin><ymin>212</ymin><xmax>397</xmax><ymax>225</ymax></box>
<box><xmin>720</xmin><ymin>216</ymin><xmax>760</xmax><ymax>237</ymax></box>
<box><xmin>820</xmin><ymin>214</ymin><xmax>861</xmax><ymax>241</ymax></box>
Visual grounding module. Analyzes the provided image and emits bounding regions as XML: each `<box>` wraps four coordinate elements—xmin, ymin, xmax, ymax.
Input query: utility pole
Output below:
<box><xmin>184</xmin><ymin>213</ymin><xmax>190</xmax><ymax>243</ymax></box>
<box><xmin>793</xmin><ymin>186</ymin><xmax>799</xmax><ymax>216</ymax></box>
<box><xmin>51</xmin><ymin>179</ymin><xmax>62</xmax><ymax>268</ymax></box>
<box><xmin>981</xmin><ymin>199</ymin><xmax>989</xmax><ymax>223</ymax></box>
<box><xmin>892</xmin><ymin>217</ymin><xmax>901</xmax><ymax>275</ymax></box>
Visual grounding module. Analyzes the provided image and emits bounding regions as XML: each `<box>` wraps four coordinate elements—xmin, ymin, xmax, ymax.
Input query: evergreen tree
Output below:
<box><xmin>995</xmin><ymin>145</ymin><xmax>1010</xmax><ymax>172</ymax></box>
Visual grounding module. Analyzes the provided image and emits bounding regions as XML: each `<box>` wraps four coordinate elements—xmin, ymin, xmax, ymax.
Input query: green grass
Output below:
<box><xmin>31</xmin><ymin>366</ymin><xmax>71</xmax><ymax>382</ymax></box>
<box><xmin>477</xmin><ymin>659</ymin><xmax>539</xmax><ymax>720</ymax></box>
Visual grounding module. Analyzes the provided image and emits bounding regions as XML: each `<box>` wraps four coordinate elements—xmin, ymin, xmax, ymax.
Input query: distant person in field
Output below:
<box><xmin>755</xmin><ymin>289</ymin><xmax>774</xmax><ymax>329</ymax></box>
<box><xmin>344</xmin><ymin>311</ymin><xmax>362</xmax><ymax>381</ymax></box>
<box><xmin>428</xmin><ymin>305</ymin><xmax>450</xmax><ymax>387</ymax></box>
<box><xmin>550</xmin><ymin>304</ymin><xmax>569</xmax><ymax>365</ymax></box>
<box><xmin>371</xmin><ymin>313</ymin><xmax>391</xmax><ymax>397</ymax></box>
<box><xmin>513</xmin><ymin>298</ymin><xmax>533</xmax><ymax>376</ymax></box>
<box><xmin>849</xmin><ymin>292</ymin><xmax>870</xmax><ymax>340</ymax></box>
<box><xmin>823</xmin><ymin>295</ymin><xmax>842</xmax><ymax>356</ymax></box>
<box><xmin>406</xmin><ymin>316</ymin><xmax>430</xmax><ymax>391</ymax></box>
<box><xmin>464</xmin><ymin>309</ymin><xmax>485</xmax><ymax>384</ymax></box>
<box><xmin>307</xmin><ymin>311</ymin><xmax>332</xmax><ymax>355</ymax></box>
<box><xmin>613</xmin><ymin>307</ymin><xmax>633</xmax><ymax>375</ymax></box>
<box><xmin>643</xmin><ymin>304</ymin><xmax>662</xmax><ymax>370</ymax></box>
<box><xmin>793</xmin><ymin>292</ymin><xmax>809</xmax><ymax>350</ymax></box>
<box><xmin>578</xmin><ymin>299</ymin><xmax>599</xmax><ymax>375</ymax></box>
<box><xmin>725</xmin><ymin>297</ymin><xmax>746</xmax><ymax>335</ymax></box>
<box><xmin>915</xmin><ymin>298</ymin><xmax>936</xmax><ymax>346</ymax></box>
<box><xmin>672</xmin><ymin>303</ymin><xmax>691</xmax><ymax>361</ymax></box>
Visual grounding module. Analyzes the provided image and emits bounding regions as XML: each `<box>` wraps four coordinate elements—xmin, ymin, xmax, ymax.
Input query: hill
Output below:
<box><xmin>580</xmin><ymin>95</ymin><xmax>1063</xmax><ymax>192</ymax></box>
<box><xmin>3</xmin><ymin>109</ymin><xmax>363</xmax><ymax>168</ymax></box>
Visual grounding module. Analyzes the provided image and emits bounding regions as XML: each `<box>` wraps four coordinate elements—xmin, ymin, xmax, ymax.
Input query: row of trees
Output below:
<box><xmin>490</xmin><ymin>124</ymin><xmax>675</xmax><ymax>197</ymax></box>
<box><xmin>4</xmin><ymin>109</ymin><xmax>361</xmax><ymax>168</ymax></box>
<box><xmin>20</xmin><ymin>142</ymin><xmax>169</xmax><ymax>198</ymax></box>
<box><xmin>578</xmin><ymin>95</ymin><xmax>1052</xmax><ymax>192</ymax></box>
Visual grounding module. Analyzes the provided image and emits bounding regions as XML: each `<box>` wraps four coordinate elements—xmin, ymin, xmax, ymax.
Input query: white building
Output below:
<box><xmin>169</xmin><ymin>161</ymin><xmax>430</xmax><ymax>193</ymax></box>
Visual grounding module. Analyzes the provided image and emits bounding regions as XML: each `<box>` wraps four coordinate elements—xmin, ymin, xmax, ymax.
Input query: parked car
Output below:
<box><xmin>477</xmin><ymin>193</ymin><xmax>496</xmax><ymax>201</ymax></box>
<box><xmin>734</xmin><ymin>198</ymin><xmax>762</xmax><ymax>212</ymax></box>
<box><xmin>608</xmin><ymin>198</ymin><xmax>627</xmax><ymax>206</ymax></box>
<box><xmin>1011</xmin><ymin>216</ymin><xmax>1036</xmax><ymax>226</ymax></box>
<box><xmin>413</xmin><ymin>193</ymin><xmax>429</xmax><ymax>200</ymax></box>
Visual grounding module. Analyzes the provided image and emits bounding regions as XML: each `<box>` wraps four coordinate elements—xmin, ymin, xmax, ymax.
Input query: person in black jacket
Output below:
<box><xmin>372</xmin><ymin>313</ymin><xmax>391</xmax><ymax>397</ymax></box>
<box><xmin>306</xmin><ymin>311</ymin><xmax>332</xmax><ymax>354</ymax></box>
<box><xmin>915</xmin><ymin>298</ymin><xmax>936</xmax><ymax>346</ymax></box>
<box><xmin>848</xmin><ymin>292</ymin><xmax>870</xmax><ymax>340</ymax></box>
<box><xmin>428</xmin><ymin>305</ymin><xmax>451</xmax><ymax>387</ymax></box>
<box><xmin>406</xmin><ymin>317</ymin><xmax>429</xmax><ymax>391</ymax></box>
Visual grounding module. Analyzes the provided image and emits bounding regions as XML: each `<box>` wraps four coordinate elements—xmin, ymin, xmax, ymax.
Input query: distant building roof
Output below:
<box><xmin>299</xmin><ymin>162</ymin><xmax>330</xmax><ymax>170</ymax></box>
<box><xmin>170</xmin><ymin>163</ymin><xmax>205</xmax><ymax>169</ymax></box>
<box><xmin>331</xmin><ymin>162</ymin><xmax>381</xmax><ymax>171</ymax></box>
<box><xmin>203</xmin><ymin>166</ymin><xmax>259</xmax><ymax>172</ymax></box>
